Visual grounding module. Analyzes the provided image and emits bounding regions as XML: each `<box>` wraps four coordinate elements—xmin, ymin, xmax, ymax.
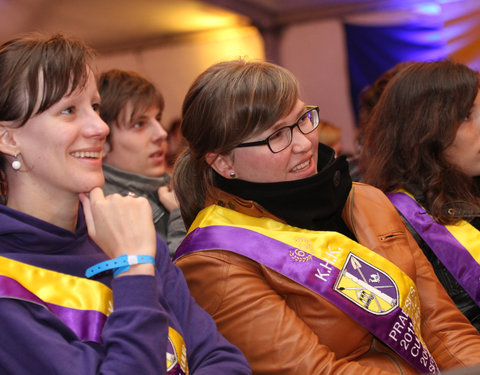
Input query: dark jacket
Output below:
<box><xmin>400</xmin><ymin>216</ymin><xmax>480</xmax><ymax>331</ymax></box>
<box><xmin>102</xmin><ymin>163</ymin><xmax>186</xmax><ymax>256</ymax></box>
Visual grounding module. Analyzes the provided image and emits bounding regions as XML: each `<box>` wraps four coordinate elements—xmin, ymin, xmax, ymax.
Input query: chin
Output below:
<box><xmin>79</xmin><ymin>178</ymin><xmax>105</xmax><ymax>193</ymax></box>
<box><xmin>145</xmin><ymin>167</ymin><xmax>167</xmax><ymax>178</ymax></box>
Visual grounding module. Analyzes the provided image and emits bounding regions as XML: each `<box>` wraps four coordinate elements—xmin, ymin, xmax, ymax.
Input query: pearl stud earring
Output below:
<box><xmin>12</xmin><ymin>153</ymin><xmax>21</xmax><ymax>170</ymax></box>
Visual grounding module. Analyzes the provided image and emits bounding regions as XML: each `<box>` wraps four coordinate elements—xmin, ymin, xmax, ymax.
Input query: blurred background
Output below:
<box><xmin>2</xmin><ymin>0</ymin><xmax>480</xmax><ymax>153</ymax></box>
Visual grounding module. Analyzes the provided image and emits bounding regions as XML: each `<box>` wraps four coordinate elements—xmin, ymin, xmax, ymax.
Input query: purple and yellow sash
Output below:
<box><xmin>174</xmin><ymin>205</ymin><xmax>439</xmax><ymax>374</ymax></box>
<box><xmin>388</xmin><ymin>190</ymin><xmax>480</xmax><ymax>307</ymax></box>
<box><xmin>0</xmin><ymin>255</ymin><xmax>112</xmax><ymax>343</ymax></box>
<box><xmin>0</xmin><ymin>256</ymin><xmax>189</xmax><ymax>375</ymax></box>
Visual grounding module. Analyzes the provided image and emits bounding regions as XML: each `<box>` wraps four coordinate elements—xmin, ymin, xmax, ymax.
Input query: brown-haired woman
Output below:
<box><xmin>173</xmin><ymin>59</ymin><xmax>480</xmax><ymax>374</ymax></box>
<box><xmin>361</xmin><ymin>59</ymin><xmax>480</xmax><ymax>332</ymax></box>
<box><xmin>0</xmin><ymin>34</ymin><xmax>249</xmax><ymax>374</ymax></box>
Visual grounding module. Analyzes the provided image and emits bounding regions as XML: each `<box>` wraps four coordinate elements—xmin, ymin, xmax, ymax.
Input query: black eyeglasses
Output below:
<box><xmin>236</xmin><ymin>106</ymin><xmax>320</xmax><ymax>153</ymax></box>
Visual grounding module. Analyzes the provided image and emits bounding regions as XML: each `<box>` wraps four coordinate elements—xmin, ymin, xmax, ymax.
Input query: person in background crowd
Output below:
<box><xmin>0</xmin><ymin>33</ymin><xmax>250</xmax><ymax>374</ymax></box>
<box><xmin>361</xmin><ymin>60</ymin><xmax>480</xmax><ymax>332</ymax></box>
<box><xmin>351</xmin><ymin>62</ymin><xmax>412</xmax><ymax>182</ymax></box>
<box><xmin>98</xmin><ymin>69</ymin><xmax>186</xmax><ymax>256</ymax></box>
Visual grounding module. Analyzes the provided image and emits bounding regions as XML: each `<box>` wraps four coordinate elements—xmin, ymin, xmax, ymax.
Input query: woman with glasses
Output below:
<box><xmin>361</xmin><ymin>60</ymin><xmax>480</xmax><ymax>332</ymax></box>
<box><xmin>172</xmin><ymin>59</ymin><xmax>480</xmax><ymax>374</ymax></box>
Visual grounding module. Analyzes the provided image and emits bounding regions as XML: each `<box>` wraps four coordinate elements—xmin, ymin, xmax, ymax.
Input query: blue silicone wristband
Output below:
<box><xmin>85</xmin><ymin>254</ymin><xmax>155</xmax><ymax>278</ymax></box>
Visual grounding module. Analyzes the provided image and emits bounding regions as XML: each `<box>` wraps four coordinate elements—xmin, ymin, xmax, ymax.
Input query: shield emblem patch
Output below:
<box><xmin>166</xmin><ymin>336</ymin><xmax>178</xmax><ymax>371</ymax></box>
<box><xmin>334</xmin><ymin>252</ymin><xmax>399</xmax><ymax>315</ymax></box>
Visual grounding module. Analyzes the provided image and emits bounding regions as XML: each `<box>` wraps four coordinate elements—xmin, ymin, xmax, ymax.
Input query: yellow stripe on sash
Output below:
<box><xmin>398</xmin><ymin>189</ymin><xmax>480</xmax><ymax>262</ymax></box>
<box><xmin>445</xmin><ymin>223</ymin><xmax>480</xmax><ymax>261</ymax></box>
<box><xmin>0</xmin><ymin>256</ymin><xmax>112</xmax><ymax>315</ymax></box>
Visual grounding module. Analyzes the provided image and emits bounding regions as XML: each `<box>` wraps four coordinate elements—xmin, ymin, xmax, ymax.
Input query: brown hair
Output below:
<box><xmin>0</xmin><ymin>33</ymin><xmax>95</xmax><ymax>204</ymax></box>
<box><xmin>173</xmin><ymin>59</ymin><xmax>299</xmax><ymax>227</ymax></box>
<box><xmin>361</xmin><ymin>60</ymin><xmax>480</xmax><ymax>224</ymax></box>
<box><xmin>357</xmin><ymin>62</ymin><xmax>412</xmax><ymax>132</ymax></box>
<box><xmin>97</xmin><ymin>69</ymin><xmax>165</xmax><ymax>149</ymax></box>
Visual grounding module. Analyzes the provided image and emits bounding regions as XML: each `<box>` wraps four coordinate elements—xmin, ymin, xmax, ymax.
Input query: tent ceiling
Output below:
<box><xmin>0</xmin><ymin>0</ymin><xmax>435</xmax><ymax>53</ymax></box>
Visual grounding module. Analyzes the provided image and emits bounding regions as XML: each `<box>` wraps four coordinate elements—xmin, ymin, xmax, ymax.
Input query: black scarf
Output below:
<box><xmin>214</xmin><ymin>144</ymin><xmax>355</xmax><ymax>239</ymax></box>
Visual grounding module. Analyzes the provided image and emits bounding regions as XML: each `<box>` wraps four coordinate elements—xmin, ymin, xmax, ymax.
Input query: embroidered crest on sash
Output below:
<box><xmin>289</xmin><ymin>237</ymin><xmax>314</xmax><ymax>262</ymax></box>
<box><xmin>167</xmin><ymin>327</ymin><xmax>189</xmax><ymax>375</ymax></box>
<box><xmin>334</xmin><ymin>253</ymin><xmax>399</xmax><ymax>315</ymax></box>
<box><xmin>166</xmin><ymin>337</ymin><xmax>177</xmax><ymax>370</ymax></box>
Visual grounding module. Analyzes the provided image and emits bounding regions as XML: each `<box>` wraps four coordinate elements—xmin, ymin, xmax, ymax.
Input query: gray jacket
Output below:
<box><xmin>102</xmin><ymin>164</ymin><xmax>186</xmax><ymax>257</ymax></box>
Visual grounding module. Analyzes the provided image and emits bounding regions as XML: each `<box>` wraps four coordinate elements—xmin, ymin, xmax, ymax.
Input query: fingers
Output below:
<box><xmin>89</xmin><ymin>186</ymin><xmax>106</xmax><ymax>202</ymax></box>
<box><xmin>84</xmin><ymin>190</ymin><xmax>157</xmax><ymax>260</ymax></box>
<box><xmin>79</xmin><ymin>192</ymin><xmax>95</xmax><ymax>238</ymax></box>
<box><xmin>80</xmin><ymin>188</ymin><xmax>157</xmax><ymax>276</ymax></box>
<box><xmin>157</xmin><ymin>186</ymin><xmax>179</xmax><ymax>212</ymax></box>
<box><xmin>80</xmin><ymin>187</ymin><xmax>106</xmax><ymax>239</ymax></box>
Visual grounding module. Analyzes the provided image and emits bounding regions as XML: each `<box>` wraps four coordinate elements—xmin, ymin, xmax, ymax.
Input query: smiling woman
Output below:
<box><xmin>172</xmin><ymin>59</ymin><xmax>480</xmax><ymax>374</ymax></box>
<box><xmin>10</xmin><ymin>71</ymin><xmax>106</xmax><ymax>204</ymax></box>
<box><xmin>0</xmin><ymin>34</ymin><xmax>107</xmax><ymax>217</ymax></box>
<box><xmin>0</xmin><ymin>33</ymin><xmax>250</xmax><ymax>375</ymax></box>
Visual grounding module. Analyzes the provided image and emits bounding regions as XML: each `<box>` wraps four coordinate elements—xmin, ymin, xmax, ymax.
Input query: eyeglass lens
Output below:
<box><xmin>268</xmin><ymin>108</ymin><xmax>319</xmax><ymax>153</ymax></box>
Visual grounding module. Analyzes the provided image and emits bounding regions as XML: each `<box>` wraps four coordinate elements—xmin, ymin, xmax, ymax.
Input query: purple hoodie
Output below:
<box><xmin>0</xmin><ymin>203</ymin><xmax>251</xmax><ymax>375</ymax></box>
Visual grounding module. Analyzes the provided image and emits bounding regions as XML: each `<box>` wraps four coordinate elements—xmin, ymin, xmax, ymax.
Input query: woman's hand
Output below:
<box><xmin>157</xmin><ymin>185</ymin><xmax>179</xmax><ymax>212</ymax></box>
<box><xmin>79</xmin><ymin>188</ymin><xmax>156</xmax><ymax>276</ymax></box>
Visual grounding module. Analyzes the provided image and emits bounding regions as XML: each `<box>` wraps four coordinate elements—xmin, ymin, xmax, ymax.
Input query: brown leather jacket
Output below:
<box><xmin>175</xmin><ymin>182</ymin><xmax>480</xmax><ymax>374</ymax></box>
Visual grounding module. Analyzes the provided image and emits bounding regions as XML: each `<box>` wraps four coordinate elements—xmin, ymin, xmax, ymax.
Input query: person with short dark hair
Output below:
<box><xmin>98</xmin><ymin>69</ymin><xmax>186</xmax><ymax>256</ymax></box>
